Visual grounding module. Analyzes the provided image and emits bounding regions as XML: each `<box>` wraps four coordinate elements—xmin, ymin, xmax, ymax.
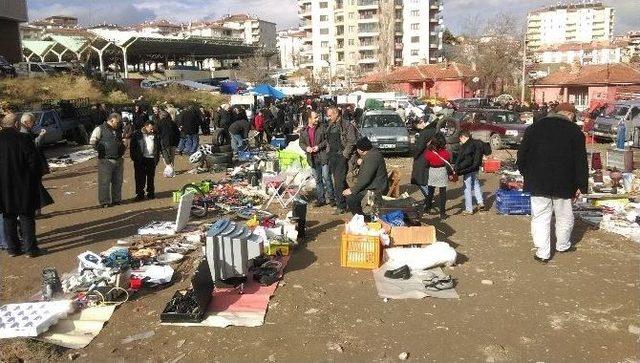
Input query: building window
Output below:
<box><xmin>411</xmin><ymin>49</ymin><xmax>419</xmax><ymax>56</ymax></box>
<box><xmin>321</xmin><ymin>41</ymin><xmax>329</xmax><ymax>48</ymax></box>
<box><xmin>348</xmin><ymin>39</ymin><xmax>355</xmax><ymax>45</ymax></box>
<box><xmin>411</xmin><ymin>23</ymin><xmax>419</xmax><ymax>30</ymax></box>
<box><xmin>320</xmin><ymin>28</ymin><xmax>329</xmax><ymax>35</ymax></box>
<box><xmin>321</xmin><ymin>54</ymin><xmax>329</xmax><ymax>61</ymax></box>
<box><xmin>348</xmin><ymin>12</ymin><xmax>355</xmax><ymax>19</ymax></box>
<box><xmin>348</xmin><ymin>25</ymin><xmax>356</xmax><ymax>33</ymax></box>
<box><xmin>411</xmin><ymin>10</ymin><xmax>419</xmax><ymax>17</ymax></box>
<box><xmin>411</xmin><ymin>36</ymin><xmax>419</xmax><ymax>43</ymax></box>
<box><xmin>320</xmin><ymin>15</ymin><xmax>328</xmax><ymax>21</ymax></box>
<box><xmin>320</xmin><ymin>2</ymin><xmax>328</xmax><ymax>8</ymax></box>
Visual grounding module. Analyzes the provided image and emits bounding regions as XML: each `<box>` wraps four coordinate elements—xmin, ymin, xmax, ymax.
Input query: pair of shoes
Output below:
<box><xmin>7</xmin><ymin>250</ymin><xmax>23</xmax><ymax>257</ymax></box>
<box><xmin>101</xmin><ymin>204</ymin><xmax>110</xmax><ymax>209</ymax></box>
<box><xmin>135</xmin><ymin>195</ymin><xmax>145</xmax><ymax>202</ymax></box>
<box><xmin>112</xmin><ymin>202</ymin><xmax>121</xmax><ymax>206</ymax></box>
<box><xmin>27</xmin><ymin>248</ymin><xmax>47</xmax><ymax>258</ymax></box>
<box><xmin>557</xmin><ymin>246</ymin><xmax>577</xmax><ymax>253</ymax></box>
<box><xmin>461</xmin><ymin>210</ymin><xmax>473</xmax><ymax>216</ymax></box>
<box><xmin>477</xmin><ymin>204</ymin><xmax>488</xmax><ymax>213</ymax></box>
<box><xmin>533</xmin><ymin>255</ymin><xmax>549</xmax><ymax>264</ymax></box>
<box><xmin>384</xmin><ymin>265</ymin><xmax>411</xmax><ymax>280</ymax></box>
<box><xmin>423</xmin><ymin>272</ymin><xmax>455</xmax><ymax>291</ymax></box>
<box><xmin>147</xmin><ymin>194</ymin><xmax>156</xmax><ymax>200</ymax></box>
<box><xmin>314</xmin><ymin>201</ymin><xmax>326</xmax><ymax>208</ymax></box>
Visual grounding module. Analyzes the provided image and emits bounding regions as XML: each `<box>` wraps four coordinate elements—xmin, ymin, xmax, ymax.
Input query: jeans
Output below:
<box><xmin>420</xmin><ymin>185</ymin><xmax>447</xmax><ymax>216</ymax></box>
<box><xmin>313</xmin><ymin>163</ymin><xmax>334</xmax><ymax>204</ymax></box>
<box><xmin>3</xmin><ymin>212</ymin><xmax>37</xmax><ymax>254</ymax></box>
<box><xmin>134</xmin><ymin>158</ymin><xmax>157</xmax><ymax>198</ymax></box>
<box><xmin>462</xmin><ymin>172</ymin><xmax>484</xmax><ymax>212</ymax></box>
<box><xmin>230</xmin><ymin>134</ymin><xmax>245</xmax><ymax>154</ymax></box>
<box><xmin>531</xmin><ymin>196</ymin><xmax>574</xmax><ymax>260</ymax></box>
<box><xmin>328</xmin><ymin>155</ymin><xmax>347</xmax><ymax>209</ymax></box>
<box><xmin>98</xmin><ymin>158</ymin><xmax>124</xmax><ymax>205</ymax></box>
<box><xmin>178</xmin><ymin>134</ymin><xmax>199</xmax><ymax>155</ymax></box>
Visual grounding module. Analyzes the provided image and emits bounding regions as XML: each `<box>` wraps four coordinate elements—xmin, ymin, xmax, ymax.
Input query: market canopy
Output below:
<box><xmin>251</xmin><ymin>84</ymin><xmax>285</xmax><ymax>99</ymax></box>
<box><xmin>22</xmin><ymin>40</ymin><xmax>56</xmax><ymax>61</ymax></box>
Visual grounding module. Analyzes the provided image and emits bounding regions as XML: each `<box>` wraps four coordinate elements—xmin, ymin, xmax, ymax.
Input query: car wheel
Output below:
<box><xmin>490</xmin><ymin>133</ymin><xmax>503</xmax><ymax>150</ymax></box>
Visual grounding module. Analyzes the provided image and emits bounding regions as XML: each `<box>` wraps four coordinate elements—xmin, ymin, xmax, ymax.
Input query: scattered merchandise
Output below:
<box><xmin>48</xmin><ymin>150</ymin><xmax>98</xmax><ymax>169</ymax></box>
<box><xmin>373</xmin><ymin>264</ymin><xmax>459</xmax><ymax>300</ymax></box>
<box><xmin>138</xmin><ymin>192</ymin><xmax>194</xmax><ymax>235</ymax></box>
<box><xmin>0</xmin><ymin>301</ymin><xmax>74</xmax><ymax>338</ymax></box>
<box><xmin>161</xmin><ymin>260</ymin><xmax>214</xmax><ymax>324</ymax></box>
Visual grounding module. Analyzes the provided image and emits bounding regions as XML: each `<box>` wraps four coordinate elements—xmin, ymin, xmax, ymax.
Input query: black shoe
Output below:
<box><xmin>7</xmin><ymin>250</ymin><xmax>23</xmax><ymax>257</ymax></box>
<box><xmin>147</xmin><ymin>194</ymin><xmax>156</xmax><ymax>200</ymax></box>
<box><xmin>135</xmin><ymin>195</ymin><xmax>145</xmax><ymax>202</ymax></box>
<box><xmin>27</xmin><ymin>248</ymin><xmax>47</xmax><ymax>258</ymax></box>
<box><xmin>384</xmin><ymin>265</ymin><xmax>411</xmax><ymax>280</ymax></box>
<box><xmin>314</xmin><ymin>201</ymin><xmax>326</xmax><ymax>208</ymax></box>
<box><xmin>533</xmin><ymin>256</ymin><xmax>549</xmax><ymax>264</ymax></box>
<box><xmin>112</xmin><ymin>202</ymin><xmax>121</xmax><ymax>206</ymax></box>
<box><xmin>101</xmin><ymin>204</ymin><xmax>110</xmax><ymax>208</ymax></box>
<box><xmin>558</xmin><ymin>246</ymin><xmax>577</xmax><ymax>253</ymax></box>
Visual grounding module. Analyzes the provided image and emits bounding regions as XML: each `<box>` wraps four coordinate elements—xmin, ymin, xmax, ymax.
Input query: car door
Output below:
<box><xmin>39</xmin><ymin>112</ymin><xmax>63</xmax><ymax>144</ymax></box>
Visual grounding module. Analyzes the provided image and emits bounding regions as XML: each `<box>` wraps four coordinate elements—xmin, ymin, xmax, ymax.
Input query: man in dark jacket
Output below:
<box><xmin>343</xmin><ymin>138</ymin><xmax>389</xmax><ymax>215</ymax></box>
<box><xmin>176</xmin><ymin>105</ymin><xmax>201</xmax><ymax>155</ymax></box>
<box><xmin>411</xmin><ymin>119</ymin><xmax>438</xmax><ymax>204</ymax></box>
<box><xmin>0</xmin><ymin>113</ymin><xmax>44</xmax><ymax>257</ymax></box>
<box><xmin>517</xmin><ymin>103</ymin><xmax>588</xmax><ymax>263</ymax></box>
<box><xmin>326</xmin><ymin>106</ymin><xmax>358</xmax><ymax>214</ymax></box>
<box><xmin>300</xmin><ymin>111</ymin><xmax>333</xmax><ymax>207</ymax></box>
<box><xmin>130</xmin><ymin>121</ymin><xmax>161</xmax><ymax>200</ymax></box>
<box><xmin>155</xmin><ymin>110</ymin><xmax>179</xmax><ymax>175</ymax></box>
<box><xmin>455</xmin><ymin>130</ymin><xmax>485</xmax><ymax>215</ymax></box>
<box><xmin>228</xmin><ymin>117</ymin><xmax>251</xmax><ymax>155</ymax></box>
<box><xmin>90</xmin><ymin>113</ymin><xmax>126</xmax><ymax>208</ymax></box>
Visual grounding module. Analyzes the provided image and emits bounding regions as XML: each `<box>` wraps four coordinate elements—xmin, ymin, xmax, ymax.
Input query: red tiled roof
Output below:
<box><xmin>358</xmin><ymin>62</ymin><xmax>476</xmax><ymax>84</ymax></box>
<box><xmin>534</xmin><ymin>63</ymin><xmax>640</xmax><ymax>86</ymax></box>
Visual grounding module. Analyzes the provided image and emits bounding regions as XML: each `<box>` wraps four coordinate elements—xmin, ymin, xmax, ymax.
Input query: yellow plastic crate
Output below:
<box><xmin>340</xmin><ymin>233</ymin><xmax>381</xmax><ymax>269</ymax></box>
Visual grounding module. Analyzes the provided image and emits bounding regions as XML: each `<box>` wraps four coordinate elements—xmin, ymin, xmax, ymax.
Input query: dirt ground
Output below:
<box><xmin>1</xmin><ymin>141</ymin><xmax>639</xmax><ymax>363</ymax></box>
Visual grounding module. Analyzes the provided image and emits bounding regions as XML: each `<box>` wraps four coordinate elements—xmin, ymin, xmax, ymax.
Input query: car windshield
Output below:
<box><xmin>489</xmin><ymin>112</ymin><xmax>522</xmax><ymax>124</ymax></box>
<box><xmin>362</xmin><ymin>114</ymin><xmax>404</xmax><ymax>128</ymax></box>
<box><xmin>606</xmin><ymin>105</ymin><xmax>629</xmax><ymax>118</ymax></box>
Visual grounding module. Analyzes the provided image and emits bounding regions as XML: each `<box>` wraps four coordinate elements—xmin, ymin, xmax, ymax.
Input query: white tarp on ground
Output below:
<box><xmin>373</xmin><ymin>262</ymin><xmax>459</xmax><ymax>300</ymax></box>
<box><xmin>48</xmin><ymin>149</ymin><xmax>98</xmax><ymax>169</ymax></box>
<box><xmin>38</xmin><ymin>305</ymin><xmax>116</xmax><ymax>349</ymax></box>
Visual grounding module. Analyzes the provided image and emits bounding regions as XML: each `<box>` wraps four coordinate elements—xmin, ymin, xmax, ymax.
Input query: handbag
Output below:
<box><xmin>432</xmin><ymin>150</ymin><xmax>458</xmax><ymax>182</ymax></box>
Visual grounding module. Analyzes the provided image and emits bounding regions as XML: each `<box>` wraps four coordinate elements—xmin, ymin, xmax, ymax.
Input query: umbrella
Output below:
<box><xmin>251</xmin><ymin>84</ymin><xmax>285</xmax><ymax>100</ymax></box>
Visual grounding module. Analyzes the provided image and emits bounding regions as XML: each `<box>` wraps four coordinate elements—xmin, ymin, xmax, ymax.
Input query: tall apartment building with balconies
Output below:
<box><xmin>298</xmin><ymin>0</ymin><xmax>443</xmax><ymax>77</ymax></box>
<box><xmin>527</xmin><ymin>2</ymin><xmax>615</xmax><ymax>53</ymax></box>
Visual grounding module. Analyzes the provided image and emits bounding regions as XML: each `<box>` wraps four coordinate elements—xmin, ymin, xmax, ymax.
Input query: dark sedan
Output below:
<box><xmin>445</xmin><ymin>109</ymin><xmax>529</xmax><ymax>150</ymax></box>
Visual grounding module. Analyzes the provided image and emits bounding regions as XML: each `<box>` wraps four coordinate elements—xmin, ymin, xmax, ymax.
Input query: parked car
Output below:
<box><xmin>18</xmin><ymin>99</ymin><xmax>98</xmax><ymax>145</ymax></box>
<box><xmin>592</xmin><ymin>99</ymin><xmax>640</xmax><ymax>142</ymax></box>
<box><xmin>15</xmin><ymin>62</ymin><xmax>56</xmax><ymax>78</ymax></box>
<box><xmin>0</xmin><ymin>56</ymin><xmax>16</xmax><ymax>78</ymax></box>
<box><xmin>358</xmin><ymin>110</ymin><xmax>410</xmax><ymax>154</ymax></box>
<box><xmin>451</xmin><ymin>98</ymin><xmax>492</xmax><ymax>109</ymax></box>
<box><xmin>441</xmin><ymin>108</ymin><xmax>529</xmax><ymax>151</ymax></box>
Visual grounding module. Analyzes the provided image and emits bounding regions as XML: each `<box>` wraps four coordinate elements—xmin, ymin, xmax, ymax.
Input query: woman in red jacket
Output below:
<box><xmin>423</xmin><ymin>133</ymin><xmax>451</xmax><ymax>220</ymax></box>
<box><xmin>252</xmin><ymin>109</ymin><xmax>266</xmax><ymax>145</ymax></box>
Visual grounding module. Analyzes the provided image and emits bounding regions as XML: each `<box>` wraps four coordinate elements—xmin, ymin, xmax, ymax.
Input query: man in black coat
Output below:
<box><xmin>130</xmin><ymin>121</ymin><xmax>161</xmax><ymax>200</ymax></box>
<box><xmin>455</xmin><ymin>130</ymin><xmax>485</xmax><ymax>215</ymax></box>
<box><xmin>411</xmin><ymin>119</ymin><xmax>438</xmax><ymax>204</ymax></box>
<box><xmin>517</xmin><ymin>103</ymin><xmax>588</xmax><ymax>263</ymax></box>
<box><xmin>0</xmin><ymin>114</ymin><xmax>45</xmax><ymax>257</ymax></box>
<box><xmin>176</xmin><ymin>105</ymin><xmax>201</xmax><ymax>155</ymax></box>
<box><xmin>343</xmin><ymin>138</ymin><xmax>389</xmax><ymax>215</ymax></box>
<box><xmin>155</xmin><ymin>110</ymin><xmax>179</xmax><ymax>173</ymax></box>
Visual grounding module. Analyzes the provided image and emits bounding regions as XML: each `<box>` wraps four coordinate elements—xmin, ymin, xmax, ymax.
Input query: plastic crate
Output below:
<box><xmin>340</xmin><ymin>233</ymin><xmax>381</xmax><ymax>269</ymax></box>
<box><xmin>270</xmin><ymin>138</ymin><xmax>288</xmax><ymax>150</ymax></box>
<box><xmin>495</xmin><ymin>189</ymin><xmax>531</xmax><ymax>215</ymax></box>
<box><xmin>277</xmin><ymin>150</ymin><xmax>308</xmax><ymax>170</ymax></box>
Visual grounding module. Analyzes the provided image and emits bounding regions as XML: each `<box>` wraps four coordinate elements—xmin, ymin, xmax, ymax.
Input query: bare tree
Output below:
<box><xmin>237</xmin><ymin>52</ymin><xmax>272</xmax><ymax>84</ymax></box>
<box><xmin>453</xmin><ymin>13</ymin><xmax>523</xmax><ymax>96</ymax></box>
<box><xmin>377</xmin><ymin>0</ymin><xmax>396</xmax><ymax>72</ymax></box>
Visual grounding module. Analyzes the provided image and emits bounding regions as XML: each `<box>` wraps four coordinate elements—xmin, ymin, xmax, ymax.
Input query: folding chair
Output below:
<box><xmin>264</xmin><ymin>171</ymin><xmax>311</xmax><ymax>209</ymax></box>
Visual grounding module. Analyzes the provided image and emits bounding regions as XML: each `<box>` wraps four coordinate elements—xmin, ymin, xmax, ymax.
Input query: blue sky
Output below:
<box><xmin>27</xmin><ymin>0</ymin><xmax>638</xmax><ymax>34</ymax></box>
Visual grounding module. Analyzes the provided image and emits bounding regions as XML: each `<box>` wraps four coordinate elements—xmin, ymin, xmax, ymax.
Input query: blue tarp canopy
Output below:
<box><xmin>251</xmin><ymin>84</ymin><xmax>285</xmax><ymax>99</ymax></box>
<box><xmin>220</xmin><ymin>80</ymin><xmax>246</xmax><ymax>94</ymax></box>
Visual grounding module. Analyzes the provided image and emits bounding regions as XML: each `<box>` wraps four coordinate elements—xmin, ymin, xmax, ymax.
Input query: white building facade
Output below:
<box><xmin>527</xmin><ymin>2</ymin><xmax>615</xmax><ymax>52</ymax></box>
<box><xmin>299</xmin><ymin>0</ymin><xmax>444</xmax><ymax>77</ymax></box>
<box><xmin>221</xmin><ymin>14</ymin><xmax>277</xmax><ymax>50</ymax></box>
<box><xmin>277</xmin><ymin>29</ymin><xmax>307</xmax><ymax>69</ymax></box>
<box><xmin>536</xmin><ymin>41</ymin><xmax>624</xmax><ymax>65</ymax></box>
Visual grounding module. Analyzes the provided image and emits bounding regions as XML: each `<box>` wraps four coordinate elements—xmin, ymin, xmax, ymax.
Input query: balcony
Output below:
<box><xmin>359</xmin><ymin>41</ymin><xmax>378</xmax><ymax>50</ymax></box>
<box><xmin>430</xmin><ymin>1</ymin><xmax>443</xmax><ymax>11</ymax></box>
<box><xmin>301</xmin><ymin>20</ymin><xmax>312</xmax><ymax>30</ymax></box>
<box><xmin>357</xmin><ymin>0</ymin><xmax>378</xmax><ymax>10</ymax></box>
<box><xmin>299</xmin><ymin>6</ymin><xmax>312</xmax><ymax>18</ymax></box>
<box><xmin>358</xmin><ymin>57</ymin><xmax>378</xmax><ymax>64</ymax></box>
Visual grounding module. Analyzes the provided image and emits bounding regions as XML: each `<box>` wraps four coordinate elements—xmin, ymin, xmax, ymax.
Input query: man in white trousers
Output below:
<box><xmin>517</xmin><ymin>103</ymin><xmax>588</xmax><ymax>263</ymax></box>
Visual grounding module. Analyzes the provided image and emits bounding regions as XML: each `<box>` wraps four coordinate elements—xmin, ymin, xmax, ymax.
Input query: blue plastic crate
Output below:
<box><xmin>270</xmin><ymin>138</ymin><xmax>287</xmax><ymax>150</ymax></box>
<box><xmin>495</xmin><ymin>189</ymin><xmax>531</xmax><ymax>215</ymax></box>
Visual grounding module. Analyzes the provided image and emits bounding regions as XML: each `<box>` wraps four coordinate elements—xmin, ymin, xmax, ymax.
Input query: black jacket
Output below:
<box><xmin>0</xmin><ymin>128</ymin><xmax>42</xmax><ymax>214</ymax></box>
<box><xmin>411</xmin><ymin>126</ymin><xmax>438</xmax><ymax>185</ymax></box>
<box><xmin>455</xmin><ymin>138</ymin><xmax>483</xmax><ymax>176</ymax></box>
<box><xmin>130</xmin><ymin>130</ymin><xmax>161</xmax><ymax>164</ymax></box>
<box><xmin>216</xmin><ymin>108</ymin><xmax>232</xmax><ymax>130</ymax></box>
<box><xmin>155</xmin><ymin>116</ymin><xmax>180</xmax><ymax>149</ymax></box>
<box><xmin>178</xmin><ymin>106</ymin><xmax>201</xmax><ymax>135</ymax></box>
<box><xmin>228</xmin><ymin>119</ymin><xmax>251</xmax><ymax>138</ymax></box>
<box><xmin>351</xmin><ymin>149</ymin><xmax>389</xmax><ymax>195</ymax></box>
<box><xmin>517</xmin><ymin>114</ymin><xmax>588</xmax><ymax>199</ymax></box>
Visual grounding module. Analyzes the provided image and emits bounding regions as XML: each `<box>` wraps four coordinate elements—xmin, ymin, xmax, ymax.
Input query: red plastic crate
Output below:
<box><xmin>483</xmin><ymin>159</ymin><xmax>501</xmax><ymax>173</ymax></box>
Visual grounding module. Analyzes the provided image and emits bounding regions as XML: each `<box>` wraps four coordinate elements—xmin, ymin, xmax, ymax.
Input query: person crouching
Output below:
<box><xmin>131</xmin><ymin>121</ymin><xmax>160</xmax><ymax>201</ymax></box>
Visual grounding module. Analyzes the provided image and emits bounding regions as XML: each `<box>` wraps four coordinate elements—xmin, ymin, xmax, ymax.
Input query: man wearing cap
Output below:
<box><xmin>517</xmin><ymin>103</ymin><xmax>588</xmax><ymax>264</ymax></box>
<box><xmin>342</xmin><ymin>138</ymin><xmax>389</xmax><ymax>215</ymax></box>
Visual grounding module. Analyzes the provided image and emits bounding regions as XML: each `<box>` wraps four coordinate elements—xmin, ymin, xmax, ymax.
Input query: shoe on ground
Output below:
<box><xmin>476</xmin><ymin>204</ymin><xmax>488</xmax><ymax>213</ymax></box>
<box><xmin>112</xmin><ymin>202</ymin><xmax>121</xmax><ymax>206</ymax></box>
<box><xmin>384</xmin><ymin>265</ymin><xmax>411</xmax><ymax>280</ymax></box>
<box><xmin>461</xmin><ymin>210</ymin><xmax>473</xmax><ymax>216</ymax></box>
<box><xmin>7</xmin><ymin>250</ymin><xmax>23</xmax><ymax>257</ymax></box>
<box><xmin>27</xmin><ymin>248</ymin><xmax>47</xmax><ymax>258</ymax></box>
<box><xmin>533</xmin><ymin>255</ymin><xmax>549</xmax><ymax>264</ymax></box>
<box><xmin>147</xmin><ymin>194</ymin><xmax>156</xmax><ymax>200</ymax></box>
<box><xmin>557</xmin><ymin>246</ymin><xmax>577</xmax><ymax>253</ymax></box>
<box><xmin>135</xmin><ymin>195</ymin><xmax>145</xmax><ymax>202</ymax></box>
<box><xmin>101</xmin><ymin>204</ymin><xmax>110</xmax><ymax>208</ymax></box>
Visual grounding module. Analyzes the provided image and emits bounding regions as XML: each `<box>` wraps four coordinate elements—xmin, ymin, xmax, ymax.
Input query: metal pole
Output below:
<box><xmin>521</xmin><ymin>33</ymin><xmax>527</xmax><ymax>103</ymax></box>
<box><xmin>123</xmin><ymin>46</ymin><xmax>129</xmax><ymax>79</ymax></box>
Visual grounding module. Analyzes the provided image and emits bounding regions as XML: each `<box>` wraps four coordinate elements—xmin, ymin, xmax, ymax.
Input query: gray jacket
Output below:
<box><xmin>351</xmin><ymin>149</ymin><xmax>389</xmax><ymax>195</ymax></box>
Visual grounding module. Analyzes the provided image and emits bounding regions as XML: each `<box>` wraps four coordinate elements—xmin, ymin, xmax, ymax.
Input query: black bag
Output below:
<box><xmin>482</xmin><ymin>141</ymin><xmax>492</xmax><ymax>156</ymax></box>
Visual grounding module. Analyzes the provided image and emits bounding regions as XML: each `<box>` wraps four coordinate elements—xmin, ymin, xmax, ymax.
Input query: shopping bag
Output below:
<box><xmin>163</xmin><ymin>164</ymin><xmax>175</xmax><ymax>178</ymax></box>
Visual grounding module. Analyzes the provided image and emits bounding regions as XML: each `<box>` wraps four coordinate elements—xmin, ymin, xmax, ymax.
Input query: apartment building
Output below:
<box><xmin>299</xmin><ymin>0</ymin><xmax>444</xmax><ymax>77</ymax></box>
<box><xmin>186</xmin><ymin>21</ymin><xmax>245</xmax><ymax>40</ymax></box>
<box><xmin>220</xmin><ymin>14</ymin><xmax>277</xmax><ymax>50</ymax></box>
<box><xmin>277</xmin><ymin>28</ymin><xmax>308</xmax><ymax>69</ymax></box>
<box><xmin>527</xmin><ymin>2</ymin><xmax>615</xmax><ymax>53</ymax></box>
<box><xmin>535</xmin><ymin>40</ymin><xmax>626</xmax><ymax>65</ymax></box>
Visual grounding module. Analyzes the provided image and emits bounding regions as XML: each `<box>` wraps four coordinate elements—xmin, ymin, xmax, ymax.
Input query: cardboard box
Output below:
<box><xmin>390</xmin><ymin>226</ymin><xmax>436</xmax><ymax>246</ymax></box>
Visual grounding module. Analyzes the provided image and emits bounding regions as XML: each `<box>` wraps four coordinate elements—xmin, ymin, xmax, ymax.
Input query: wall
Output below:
<box><xmin>531</xmin><ymin>86</ymin><xmax>563</xmax><ymax>103</ymax></box>
<box><xmin>0</xmin><ymin>19</ymin><xmax>21</xmax><ymax>63</ymax></box>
